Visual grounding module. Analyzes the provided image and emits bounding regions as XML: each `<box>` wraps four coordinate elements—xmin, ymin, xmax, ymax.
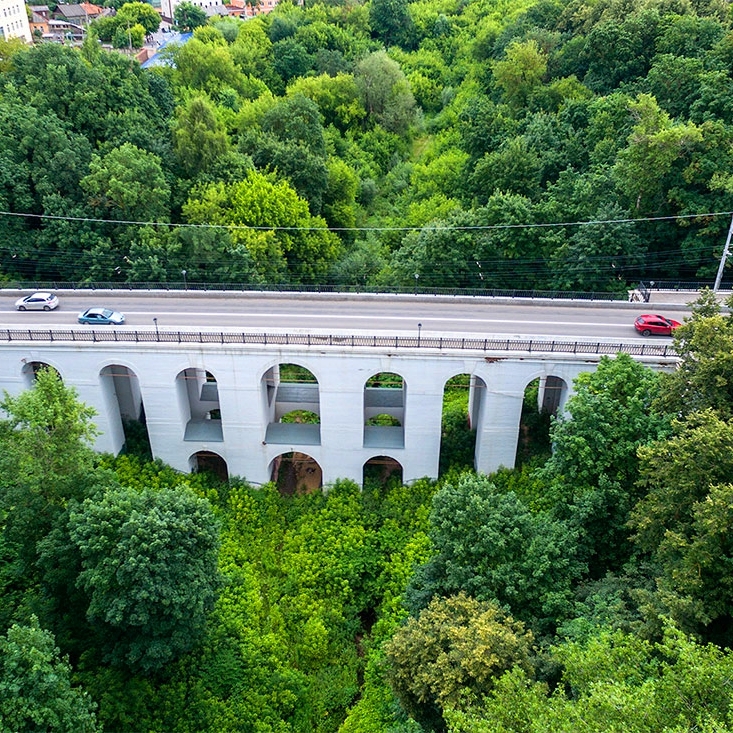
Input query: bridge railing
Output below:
<box><xmin>0</xmin><ymin>329</ymin><xmax>678</xmax><ymax>358</ymax></box>
<box><xmin>2</xmin><ymin>281</ymin><xmax>631</xmax><ymax>300</ymax></box>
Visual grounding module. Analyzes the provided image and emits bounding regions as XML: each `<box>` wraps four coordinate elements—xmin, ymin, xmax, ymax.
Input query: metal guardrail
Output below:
<box><xmin>0</xmin><ymin>328</ymin><xmax>679</xmax><ymax>358</ymax></box>
<box><xmin>2</xmin><ymin>281</ymin><xmax>630</xmax><ymax>301</ymax></box>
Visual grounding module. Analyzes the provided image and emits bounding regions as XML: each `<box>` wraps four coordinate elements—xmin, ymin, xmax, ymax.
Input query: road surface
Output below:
<box><xmin>0</xmin><ymin>290</ymin><xmax>694</xmax><ymax>342</ymax></box>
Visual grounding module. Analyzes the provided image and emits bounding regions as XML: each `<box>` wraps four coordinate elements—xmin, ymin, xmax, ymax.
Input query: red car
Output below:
<box><xmin>634</xmin><ymin>314</ymin><xmax>681</xmax><ymax>337</ymax></box>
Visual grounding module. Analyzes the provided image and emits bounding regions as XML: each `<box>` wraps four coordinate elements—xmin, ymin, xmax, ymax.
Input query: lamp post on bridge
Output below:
<box><xmin>153</xmin><ymin>317</ymin><xmax>159</xmax><ymax>338</ymax></box>
<box><xmin>182</xmin><ymin>269</ymin><xmax>187</xmax><ymax>290</ymax></box>
<box><xmin>418</xmin><ymin>322</ymin><xmax>422</xmax><ymax>347</ymax></box>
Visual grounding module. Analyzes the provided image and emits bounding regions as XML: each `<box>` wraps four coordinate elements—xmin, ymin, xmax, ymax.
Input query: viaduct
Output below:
<box><xmin>0</xmin><ymin>292</ymin><xmax>681</xmax><ymax>488</ymax></box>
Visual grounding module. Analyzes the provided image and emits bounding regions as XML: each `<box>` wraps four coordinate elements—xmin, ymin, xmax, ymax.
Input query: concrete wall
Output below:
<box><xmin>0</xmin><ymin>340</ymin><xmax>673</xmax><ymax>486</ymax></box>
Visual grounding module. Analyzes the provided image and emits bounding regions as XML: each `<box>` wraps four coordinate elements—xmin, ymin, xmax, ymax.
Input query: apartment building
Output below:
<box><xmin>1</xmin><ymin>0</ymin><xmax>32</xmax><ymax>42</ymax></box>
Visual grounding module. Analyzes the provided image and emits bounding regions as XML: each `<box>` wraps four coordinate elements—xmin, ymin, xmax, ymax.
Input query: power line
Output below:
<box><xmin>1</xmin><ymin>208</ymin><xmax>732</xmax><ymax>233</ymax></box>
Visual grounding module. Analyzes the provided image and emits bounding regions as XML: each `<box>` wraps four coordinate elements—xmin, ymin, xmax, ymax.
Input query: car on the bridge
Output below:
<box><xmin>15</xmin><ymin>292</ymin><xmax>59</xmax><ymax>311</ymax></box>
<box><xmin>78</xmin><ymin>307</ymin><xmax>125</xmax><ymax>325</ymax></box>
<box><xmin>634</xmin><ymin>313</ymin><xmax>681</xmax><ymax>337</ymax></box>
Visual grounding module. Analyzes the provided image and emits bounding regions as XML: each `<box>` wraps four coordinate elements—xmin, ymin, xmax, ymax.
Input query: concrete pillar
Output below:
<box><xmin>473</xmin><ymin>365</ymin><xmax>527</xmax><ymax>474</ymax></box>
<box><xmin>401</xmin><ymin>366</ymin><xmax>444</xmax><ymax>482</ymax></box>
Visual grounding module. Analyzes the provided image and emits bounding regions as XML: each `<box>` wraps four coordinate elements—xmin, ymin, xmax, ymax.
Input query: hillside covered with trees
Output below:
<box><xmin>2</xmin><ymin>0</ymin><xmax>733</xmax><ymax>291</ymax></box>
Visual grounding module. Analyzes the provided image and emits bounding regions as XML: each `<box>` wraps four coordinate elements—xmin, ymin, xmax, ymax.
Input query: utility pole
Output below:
<box><xmin>714</xmin><ymin>213</ymin><xmax>733</xmax><ymax>292</ymax></box>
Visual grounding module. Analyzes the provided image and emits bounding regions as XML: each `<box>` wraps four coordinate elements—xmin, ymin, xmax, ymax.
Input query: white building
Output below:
<box><xmin>160</xmin><ymin>0</ymin><xmax>224</xmax><ymax>24</ymax></box>
<box><xmin>1</xmin><ymin>0</ymin><xmax>32</xmax><ymax>42</ymax></box>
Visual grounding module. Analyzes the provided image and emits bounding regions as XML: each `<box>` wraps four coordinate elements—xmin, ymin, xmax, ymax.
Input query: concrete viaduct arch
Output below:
<box><xmin>2</xmin><ymin>340</ymin><xmax>673</xmax><ymax>487</ymax></box>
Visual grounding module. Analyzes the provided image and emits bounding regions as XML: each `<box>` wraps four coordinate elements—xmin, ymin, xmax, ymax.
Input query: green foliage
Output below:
<box><xmin>81</xmin><ymin>142</ymin><xmax>170</xmax><ymax>221</ymax></box>
<box><xmin>385</xmin><ymin>593</ymin><xmax>534</xmax><ymax>730</ymax></box>
<box><xmin>406</xmin><ymin>474</ymin><xmax>585</xmax><ymax>633</ymax></box>
<box><xmin>174</xmin><ymin>1</ymin><xmax>207</xmax><ymax>31</ymax></box>
<box><xmin>540</xmin><ymin>354</ymin><xmax>670</xmax><ymax>575</ymax></box>
<box><xmin>66</xmin><ymin>485</ymin><xmax>220</xmax><ymax>674</ymax></box>
<box><xmin>0</xmin><ymin>617</ymin><xmax>101</xmax><ymax>733</ymax></box>
<box><xmin>182</xmin><ymin>170</ymin><xmax>341</xmax><ymax>283</ymax></box>
<box><xmin>629</xmin><ymin>410</ymin><xmax>733</xmax><ymax>639</ymax></box>
<box><xmin>448</xmin><ymin>624</ymin><xmax>733</xmax><ymax>732</ymax></box>
<box><xmin>0</xmin><ymin>368</ymin><xmax>101</xmax><ymax>596</ymax></box>
<box><xmin>655</xmin><ymin>293</ymin><xmax>733</xmax><ymax>419</ymax></box>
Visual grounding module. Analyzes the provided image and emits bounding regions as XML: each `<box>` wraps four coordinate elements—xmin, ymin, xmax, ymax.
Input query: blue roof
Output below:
<box><xmin>141</xmin><ymin>31</ymin><xmax>193</xmax><ymax>68</ymax></box>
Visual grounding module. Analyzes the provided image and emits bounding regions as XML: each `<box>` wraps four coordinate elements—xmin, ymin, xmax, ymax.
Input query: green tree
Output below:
<box><xmin>655</xmin><ymin>291</ymin><xmax>733</xmax><ymax>419</ymax></box>
<box><xmin>0</xmin><ymin>367</ymin><xmax>97</xmax><ymax>490</ymax></box>
<box><xmin>613</xmin><ymin>94</ymin><xmax>703</xmax><ymax>214</ymax></box>
<box><xmin>447</xmin><ymin>624</ymin><xmax>733</xmax><ymax>733</ymax></box>
<box><xmin>405</xmin><ymin>474</ymin><xmax>584</xmax><ymax>631</ymax></box>
<box><xmin>172</xmin><ymin>94</ymin><xmax>230</xmax><ymax>177</ymax></box>
<box><xmin>272</xmin><ymin>37</ymin><xmax>313</xmax><ymax>87</ymax></box>
<box><xmin>540</xmin><ymin>353</ymin><xmax>669</xmax><ymax>574</ymax></box>
<box><xmin>115</xmin><ymin>2</ymin><xmax>161</xmax><ymax>34</ymax></box>
<box><xmin>0</xmin><ymin>617</ymin><xmax>101</xmax><ymax>733</ymax></box>
<box><xmin>492</xmin><ymin>39</ymin><xmax>547</xmax><ymax>109</ymax></box>
<box><xmin>355</xmin><ymin>51</ymin><xmax>417</xmax><ymax>135</ymax></box>
<box><xmin>550</xmin><ymin>203</ymin><xmax>643</xmax><ymax>291</ymax></box>
<box><xmin>174</xmin><ymin>1</ymin><xmax>207</xmax><ymax>31</ymax></box>
<box><xmin>629</xmin><ymin>410</ymin><xmax>733</xmax><ymax>638</ymax></box>
<box><xmin>183</xmin><ymin>170</ymin><xmax>341</xmax><ymax>283</ymax></box>
<box><xmin>80</xmin><ymin>142</ymin><xmax>170</xmax><ymax>222</ymax></box>
<box><xmin>369</xmin><ymin>0</ymin><xmax>414</xmax><ymax>49</ymax></box>
<box><xmin>385</xmin><ymin>593</ymin><xmax>534</xmax><ymax>731</ymax></box>
<box><xmin>112</xmin><ymin>22</ymin><xmax>145</xmax><ymax>50</ymax></box>
<box><xmin>66</xmin><ymin>485</ymin><xmax>220</xmax><ymax>674</ymax></box>
<box><xmin>287</xmin><ymin>73</ymin><xmax>366</xmax><ymax>132</ymax></box>
<box><xmin>172</xmin><ymin>37</ymin><xmax>246</xmax><ymax>99</ymax></box>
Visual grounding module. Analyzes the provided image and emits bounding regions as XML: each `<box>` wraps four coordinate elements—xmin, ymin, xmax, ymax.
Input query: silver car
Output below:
<box><xmin>15</xmin><ymin>292</ymin><xmax>59</xmax><ymax>311</ymax></box>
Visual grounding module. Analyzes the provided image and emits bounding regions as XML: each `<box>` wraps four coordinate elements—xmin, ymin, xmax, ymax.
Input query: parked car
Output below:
<box><xmin>15</xmin><ymin>292</ymin><xmax>59</xmax><ymax>311</ymax></box>
<box><xmin>78</xmin><ymin>307</ymin><xmax>125</xmax><ymax>325</ymax></box>
<box><xmin>634</xmin><ymin>314</ymin><xmax>681</xmax><ymax>337</ymax></box>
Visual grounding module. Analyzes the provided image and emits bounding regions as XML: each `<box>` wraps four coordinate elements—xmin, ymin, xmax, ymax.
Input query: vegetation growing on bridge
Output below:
<box><xmin>2</xmin><ymin>297</ymin><xmax>733</xmax><ymax>730</ymax></box>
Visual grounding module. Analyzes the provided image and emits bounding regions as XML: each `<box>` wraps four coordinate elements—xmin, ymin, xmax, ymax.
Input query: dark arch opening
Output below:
<box><xmin>271</xmin><ymin>452</ymin><xmax>322</xmax><ymax>495</ymax></box>
<box><xmin>439</xmin><ymin>374</ymin><xmax>477</xmax><ymax>475</ymax></box>
<box><xmin>190</xmin><ymin>451</ymin><xmax>229</xmax><ymax>482</ymax></box>
<box><xmin>363</xmin><ymin>456</ymin><xmax>403</xmax><ymax>489</ymax></box>
<box><xmin>22</xmin><ymin>361</ymin><xmax>59</xmax><ymax>387</ymax></box>
<box><xmin>518</xmin><ymin>377</ymin><xmax>555</xmax><ymax>464</ymax></box>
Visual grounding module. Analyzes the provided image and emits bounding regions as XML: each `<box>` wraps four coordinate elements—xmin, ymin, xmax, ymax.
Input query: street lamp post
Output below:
<box><xmin>153</xmin><ymin>317</ymin><xmax>159</xmax><ymax>338</ymax></box>
<box><xmin>417</xmin><ymin>322</ymin><xmax>422</xmax><ymax>347</ymax></box>
<box><xmin>182</xmin><ymin>269</ymin><xmax>187</xmax><ymax>290</ymax></box>
<box><xmin>414</xmin><ymin>272</ymin><xmax>419</xmax><ymax>295</ymax></box>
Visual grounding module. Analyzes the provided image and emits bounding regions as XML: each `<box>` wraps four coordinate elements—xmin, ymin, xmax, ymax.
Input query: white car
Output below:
<box><xmin>15</xmin><ymin>292</ymin><xmax>59</xmax><ymax>311</ymax></box>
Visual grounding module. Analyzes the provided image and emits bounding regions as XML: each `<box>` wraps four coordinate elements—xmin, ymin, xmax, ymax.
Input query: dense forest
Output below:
<box><xmin>2</xmin><ymin>0</ymin><xmax>733</xmax><ymax>291</ymax></box>
<box><xmin>5</xmin><ymin>0</ymin><xmax>733</xmax><ymax>729</ymax></box>
<box><xmin>4</xmin><ymin>293</ymin><xmax>733</xmax><ymax>731</ymax></box>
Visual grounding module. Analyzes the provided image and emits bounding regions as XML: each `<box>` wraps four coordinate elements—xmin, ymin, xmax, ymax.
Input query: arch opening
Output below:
<box><xmin>177</xmin><ymin>368</ymin><xmax>223</xmax><ymax>442</ymax></box>
<box><xmin>190</xmin><ymin>450</ymin><xmax>229</xmax><ymax>483</ymax></box>
<box><xmin>363</xmin><ymin>456</ymin><xmax>403</xmax><ymax>489</ymax></box>
<box><xmin>518</xmin><ymin>376</ymin><xmax>564</xmax><ymax>464</ymax></box>
<box><xmin>270</xmin><ymin>451</ymin><xmax>322</xmax><ymax>495</ymax></box>
<box><xmin>100</xmin><ymin>364</ymin><xmax>150</xmax><ymax>458</ymax></box>
<box><xmin>262</xmin><ymin>363</ymin><xmax>321</xmax><ymax>446</ymax></box>
<box><xmin>439</xmin><ymin>374</ymin><xmax>478</xmax><ymax>475</ymax></box>
<box><xmin>22</xmin><ymin>361</ymin><xmax>59</xmax><ymax>388</ymax></box>
<box><xmin>363</xmin><ymin>372</ymin><xmax>405</xmax><ymax>448</ymax></box>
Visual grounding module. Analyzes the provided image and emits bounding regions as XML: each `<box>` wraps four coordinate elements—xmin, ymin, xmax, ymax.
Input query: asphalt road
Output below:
<box><xmin>0</xmin><ymin>291</ymin><xmax>692</xmax><ymax>341</ymax></box>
